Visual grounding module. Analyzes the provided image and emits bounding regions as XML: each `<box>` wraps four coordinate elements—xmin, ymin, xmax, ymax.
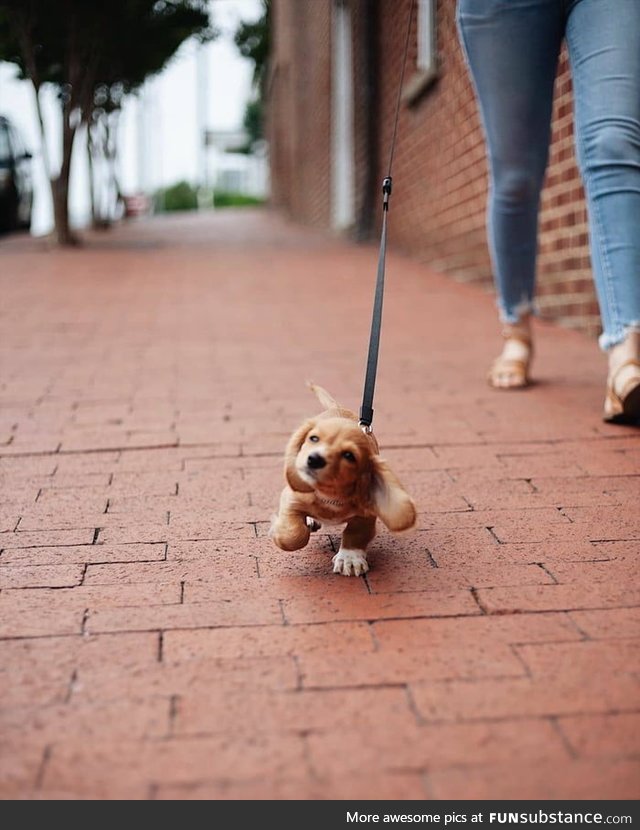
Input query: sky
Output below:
<box><xmin>0</xmin><ymin>0</ymin><xmax>263</xmax><ymax>234</ymax></box>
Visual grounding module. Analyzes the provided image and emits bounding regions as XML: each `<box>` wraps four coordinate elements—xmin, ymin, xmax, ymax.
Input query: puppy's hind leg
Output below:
<box><xmin>332</xmin><ymin>516</ymin><xmax>377</xmax><ymax>577</ymax></box>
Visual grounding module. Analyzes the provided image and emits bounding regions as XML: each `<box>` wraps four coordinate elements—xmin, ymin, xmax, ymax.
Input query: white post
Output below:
<box><xmin>196</xmin><ymin>42</ymin><xmax>212</xmax><ymax>207</ymax></box>
<box><xmin>331</xmin><ymin>0</ymin><xmax>356</xmax><ymax>230</ymax></box>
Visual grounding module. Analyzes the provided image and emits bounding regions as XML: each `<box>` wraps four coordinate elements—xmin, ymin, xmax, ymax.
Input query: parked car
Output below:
<box><xmin>0</xmin><ymin>116</ymin><xmax>33</xmax><ymax>232</ymax></box>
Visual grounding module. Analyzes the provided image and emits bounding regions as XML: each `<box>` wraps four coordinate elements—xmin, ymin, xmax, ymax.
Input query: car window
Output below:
<box><xmin>0</xmin><ymin>125</ymin><xmax>11</xmax><ymax>163</ymax></box>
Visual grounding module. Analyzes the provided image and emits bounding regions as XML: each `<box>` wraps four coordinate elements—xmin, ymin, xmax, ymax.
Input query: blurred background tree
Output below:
<box><xmin>0</xmin><ymin>0</ymin><xmax>214</xmax><ymax>245</ymax></box>
<box><xmin>242</xmin><ymin>97</ymin><xmax>263</xmax><ymax>149</ymax></box>
<box><xmin>154</xmin><ymin>180</ymin><xmax>263</xmax><ymax>212</ymax></box>
<box><xmin>234</xmin><ymin>0</ymin><xmax>269</xmax><ymax>152</ymax></box>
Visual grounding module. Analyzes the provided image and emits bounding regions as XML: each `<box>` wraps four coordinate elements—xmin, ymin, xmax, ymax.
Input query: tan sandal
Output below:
<box><xmin>603</xmin><ymin>359</ymin><xmax>640</xmax><ymax>424</ymax></box>
<box><xmin>488</xmin><ymin>332</ymin><xmax>533</xmax><ymax>389</ymax></box>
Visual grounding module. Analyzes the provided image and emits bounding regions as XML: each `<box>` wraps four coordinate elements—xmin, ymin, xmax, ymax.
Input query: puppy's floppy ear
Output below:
<box><xmin>370</xmin><ymin>456</ymin><xmax>416</xmax><ymax>532</ymax></box>
<box><xmin>284</xmin><ymin>418</ymin><xmax>316</xmax><ymax>492</ymax></box>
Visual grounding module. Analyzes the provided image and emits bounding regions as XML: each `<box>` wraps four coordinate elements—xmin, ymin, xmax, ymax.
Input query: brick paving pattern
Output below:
<box><xmin>1</xmin><ymin>211</ymin><xmax>638</xmax><ymax>799</ymax></box>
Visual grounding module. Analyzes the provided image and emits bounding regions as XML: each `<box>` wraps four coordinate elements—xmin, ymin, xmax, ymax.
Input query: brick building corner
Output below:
<box><xmin>267</xmin><ymin>0</ymin><xmax>600</xmax><ymax>338</ymax></box>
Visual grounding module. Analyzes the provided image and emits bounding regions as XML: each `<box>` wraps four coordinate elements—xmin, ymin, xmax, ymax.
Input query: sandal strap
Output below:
<box><xmin>492</xmin><ymin>357</ymin><xmax>528</xmax><ymax>370</ymax></box>
<box><xmin>501</xmin><ymin>330</ymin><xmax>532</xmax><ymax>348</ymax></box>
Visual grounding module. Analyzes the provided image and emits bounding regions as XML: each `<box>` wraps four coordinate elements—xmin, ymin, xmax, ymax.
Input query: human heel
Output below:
<box><xmin>603</xmin><ymin>360</ymin><xmax>640</xmax><ymax>424</ymax></box>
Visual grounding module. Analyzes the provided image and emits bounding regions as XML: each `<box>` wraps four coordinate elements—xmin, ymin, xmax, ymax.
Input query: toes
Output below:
<box><xmin>332</xmin><ymin>556</ymin><xmax>352</xmax><ymax>576</ymax></box>
<box><xmin>332</xmin><ymin>551</ymin><xmax>368</xmax><ymax>577</ymax></box>
<box><xmin>491</xmin><ymin>370</ymin><xmax>524</xmax><ymax>389</ymax></box>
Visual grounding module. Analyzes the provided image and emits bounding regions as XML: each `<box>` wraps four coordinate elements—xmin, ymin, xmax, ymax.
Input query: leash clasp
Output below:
<box><xmin>382</xmin><ymin>176</ymin><xmax>392</xmax><ymax>211</ymax></box>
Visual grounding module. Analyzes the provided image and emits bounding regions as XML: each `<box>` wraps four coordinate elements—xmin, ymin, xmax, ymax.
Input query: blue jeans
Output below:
<box><xmin>457</xmin><ymin>0</ymin><xmax>640</xmax><ymax>349</ymax></box>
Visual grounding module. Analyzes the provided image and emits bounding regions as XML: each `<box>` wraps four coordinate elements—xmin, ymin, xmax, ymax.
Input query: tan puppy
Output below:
<box><xmin>270</xmin><ymin>384</ymin><xmax>416</xmax><ymax>576</ymax></box>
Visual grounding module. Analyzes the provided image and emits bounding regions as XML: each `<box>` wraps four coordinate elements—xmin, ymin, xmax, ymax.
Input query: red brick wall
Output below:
<box><xmin>268</xmin><ymin>0</ymin><xmax>332</xmax><ymax>227</ymax></box>
<box><xmin>268</xmin><ymin>0</ymin><xmax>293</xmax><ymax>212</ymax></box>
<box><xmin>537</xmin><ymin>50</ymin><xmax>598</xmax><ymax>335</ymax></box>
<box><xmin>376</xmin><ymin>0</ymin><xmax>491</xmax><ymax>289</ymax></box>
<box><xmin>268</xmin><ymin>0</ymin><xmax>599</xmax><ymax>337</ymax></box>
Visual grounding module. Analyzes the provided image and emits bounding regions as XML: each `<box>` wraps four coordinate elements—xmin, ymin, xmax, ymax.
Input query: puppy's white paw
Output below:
<box><xmin>332</xmin><ymin>549</ymin><xmax>369</xmax><ymax>577</ymax></box>
<box><xmin>306</xmin><ymin>517</ymin><xmax>322</xmax><ymax>533</ymax></box>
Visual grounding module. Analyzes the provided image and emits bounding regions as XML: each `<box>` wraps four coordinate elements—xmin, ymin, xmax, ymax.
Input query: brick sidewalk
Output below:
<box><xmin>1</xmin><ymin>210</ymin><xmax>638</xmax><ymax>800</ymax></box>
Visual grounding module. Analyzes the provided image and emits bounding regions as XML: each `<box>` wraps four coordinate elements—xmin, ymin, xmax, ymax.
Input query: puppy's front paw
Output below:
<box><xmin>332</xmin><ymin>549</ymin><xmax>369</xmax><ymax>577</ymax></box>
<box><xmin>306</xmin><ymin>517</ymin><xmax>322</xmax><ymax>533</ymax></box>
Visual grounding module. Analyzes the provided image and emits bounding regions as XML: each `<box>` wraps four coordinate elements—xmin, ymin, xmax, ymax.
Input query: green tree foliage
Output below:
<box><xmin>154</xmin><ymin>180</ymin><xmax>264</xmax><ymax>212</ymax></box>
<box><xmin>234</xmin><ymin>0</ymin><xmax>270</xmax><ymax>89</ymax></box>
<box><xmin>234</xmin><ymin>0</ymin><xmax>269</xmax><ymax>153</ymax></box>
<box><xmin>243</xmin><ymin>98</ymin><xmax>263</xmax><ymax>146</ymax></box>
<box><xmin>156</xmin><ymin>180</ymin><xmax>199</xmax><ymax>212</ymax></box>
<box><xmin>0</xmin><ymin>1</ymin><xmax>213</xmax><ymax>244</ymax></box>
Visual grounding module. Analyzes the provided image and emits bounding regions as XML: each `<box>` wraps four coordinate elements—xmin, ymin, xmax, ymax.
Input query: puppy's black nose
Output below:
<box><xmin>307</xmin><ymin>452</ymin><xmax>326</xmax><ymax>470</ymax></box>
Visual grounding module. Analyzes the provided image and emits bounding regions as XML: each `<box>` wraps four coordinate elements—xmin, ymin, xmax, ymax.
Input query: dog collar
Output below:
<box><xmin>316</xmin><ymin>494</ymin><xmax>346</xmax><ymax>508</ymax></box>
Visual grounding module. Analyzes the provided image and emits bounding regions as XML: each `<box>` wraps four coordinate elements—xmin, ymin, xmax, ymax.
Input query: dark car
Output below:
<box><xmin>0</xmin><ymin>116</ymin><xmax>33</xmax><ymax>232</ymax></box>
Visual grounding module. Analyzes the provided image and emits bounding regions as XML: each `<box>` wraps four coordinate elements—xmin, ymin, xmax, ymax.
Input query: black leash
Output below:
<box><xmin>359</xmin><ymin>0</ymin><xmax>416</xmax><ymax>432</ymax></box>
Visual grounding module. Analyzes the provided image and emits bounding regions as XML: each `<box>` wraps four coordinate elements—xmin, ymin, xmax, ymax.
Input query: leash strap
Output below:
<box><xmin>359</xmin><ymin>0</ymin><xmax>415</xmax><ymax>431</ymax></box>
<box><xmin>359</xmin><ymin>177</ymin><xmax>391</xmax><ymax>431</ymax></box>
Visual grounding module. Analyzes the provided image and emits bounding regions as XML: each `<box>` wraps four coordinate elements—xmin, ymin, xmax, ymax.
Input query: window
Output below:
<box><xmin>404</xmin><ymin>0</ymin><xmax>438</xmax><ymax>105</ymax></box>
<box><xmin>417</xmin><ymin>0</ymin><xmax>436</xmax><ymax>75</ymax></box>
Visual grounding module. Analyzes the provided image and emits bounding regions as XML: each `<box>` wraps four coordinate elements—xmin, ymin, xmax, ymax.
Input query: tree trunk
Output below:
<box><xmin>33</xmin><ymin>94</ymin><xmax>78</xmax><ymax>245</ymax></box>
<box><xmin>52</xmin><ymin>115</ymin><xmax>79</xmax><ymax>246</ymax></box>
<box><xmin>52</xmin><ymin>179</ymin><xmax>70</xmax><ymax>244</ymax></box>
<box><xmin>106</xmin><ymin>112</ymin><xmax>123</xmax><ymax>222</ymax></box>
<box><xmin>86</xmin><ymin>122</ymin><xmax>97</xmax><ymax>227</ymax></box>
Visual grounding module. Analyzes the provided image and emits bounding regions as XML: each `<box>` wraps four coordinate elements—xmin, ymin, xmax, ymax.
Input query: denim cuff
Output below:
<box><xmin>497</xmin><ymin>299</ymin><xmax>538</xmax><ymax>325</ymax></box>
<box><xmin>599</xmin><ymin>322</ymin><xmax>640</xmax><ymax>351</ymax></box>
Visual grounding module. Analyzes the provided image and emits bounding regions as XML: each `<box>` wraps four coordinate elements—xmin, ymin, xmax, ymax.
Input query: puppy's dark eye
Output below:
<box><xmin>308</xmin><ymin>435</ymin><xmax>319</xmax><ymax>443</ymax></box>
<box><xmin>342</xmin><ymin>451</ymin><xmax>356</xmax><ymax>463</ymax></box>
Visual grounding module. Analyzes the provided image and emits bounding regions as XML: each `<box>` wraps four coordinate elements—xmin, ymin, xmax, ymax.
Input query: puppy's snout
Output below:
<box><xmin>307</xmin><ymin>452</ymin><xmax>327</xmax><ymax>470</ymax></box>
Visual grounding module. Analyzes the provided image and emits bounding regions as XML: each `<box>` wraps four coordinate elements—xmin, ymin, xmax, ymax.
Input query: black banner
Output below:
<box><xmin>8</xmin><ymin>801</ymin><xmax>638</xmax><ymax>823</ymax></box>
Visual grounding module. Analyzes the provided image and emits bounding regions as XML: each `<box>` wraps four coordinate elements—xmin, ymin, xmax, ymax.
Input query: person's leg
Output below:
<box><xmin>566</xmin><ymin>0</ymin><xmax>640</xmax><ymax>421</ymax></box>
<box><xmin>457</xmin><ymin>0</ymin><xmax>564</xmax><ymax>387</ymax></box>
